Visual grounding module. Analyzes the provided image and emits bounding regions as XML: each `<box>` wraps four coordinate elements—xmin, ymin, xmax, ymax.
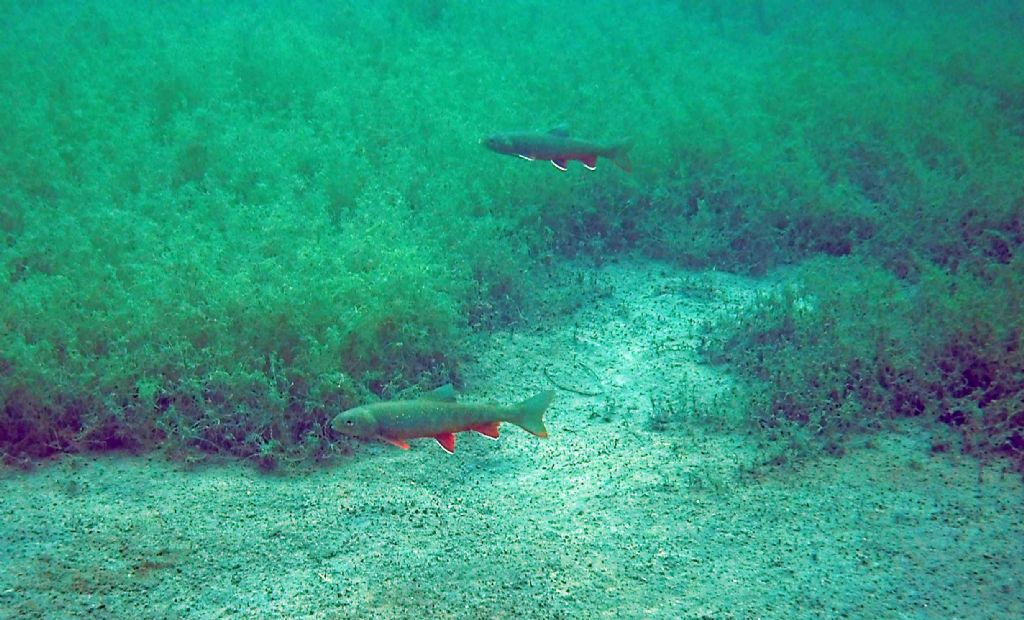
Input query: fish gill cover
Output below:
<box><xmin>0</xmin><ymin>0</ymin><xmax>1022</xmax><ymax>471</ymax></box>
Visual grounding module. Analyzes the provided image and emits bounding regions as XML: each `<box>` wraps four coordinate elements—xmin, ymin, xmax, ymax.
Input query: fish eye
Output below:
<box><xmin>345</xmin><ymin>420</ymin><xmax>354</xmax><ymax>426</ymax></box>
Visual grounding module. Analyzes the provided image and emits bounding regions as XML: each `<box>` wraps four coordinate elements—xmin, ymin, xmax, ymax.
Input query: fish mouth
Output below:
<box><xmin>482</xmin><ymin>135</ymin><xmax>513</xmax><ymax>154</ymax></box>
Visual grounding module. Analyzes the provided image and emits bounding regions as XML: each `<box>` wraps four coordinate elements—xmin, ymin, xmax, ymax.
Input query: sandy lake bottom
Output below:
<box><xmin>2</xmin><ymin>261</ymin><xmax>1022</xmax><ymax>619</ymax></box>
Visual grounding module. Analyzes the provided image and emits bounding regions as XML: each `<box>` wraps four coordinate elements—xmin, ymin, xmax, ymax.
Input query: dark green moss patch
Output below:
<box><xmin>709</xmin><ymin>257</ymin><xmax>1024</xmax><ymax>471</ymax></box>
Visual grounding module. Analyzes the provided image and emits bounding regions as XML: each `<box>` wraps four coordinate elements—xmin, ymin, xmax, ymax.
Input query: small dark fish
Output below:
<box><xmin>483</xmin><ymin>125</ymin><xmax>633</xmax><ymax>172</ymax></box>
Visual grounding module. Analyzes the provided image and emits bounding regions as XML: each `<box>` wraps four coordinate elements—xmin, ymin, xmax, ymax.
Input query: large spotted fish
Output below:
<box><xmin>331</xmin><ymin>385</ymin><xmax>553</xmax><ymax>454</ymax></box>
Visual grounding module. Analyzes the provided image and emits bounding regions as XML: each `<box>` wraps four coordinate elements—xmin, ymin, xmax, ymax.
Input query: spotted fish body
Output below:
<box><xmin>483</xmin><ymin>126</ymin><xmax>633</xmax><ymax>172</ymax></box>
<box><xmin>331</xmin><ymin>385</ymin><xmax>554</xmax><ymax>454</ymax></box>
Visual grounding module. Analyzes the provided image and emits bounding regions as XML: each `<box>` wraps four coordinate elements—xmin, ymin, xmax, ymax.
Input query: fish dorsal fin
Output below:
<box><xmin>548</xmin><ymin>124</ymin><xmax>570</xmax><ymax>137</ymax></box>
<box><xmin>420</xmin><ymin>384</ymin><xmax>457</xmax><ymax>402</ymax></box>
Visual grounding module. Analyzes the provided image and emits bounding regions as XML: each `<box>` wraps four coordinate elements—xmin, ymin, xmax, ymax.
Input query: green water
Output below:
<box><xmin>1</xmin><ymin>2</ymin><xmax>1023</xmax><ymax>616</ymax></box>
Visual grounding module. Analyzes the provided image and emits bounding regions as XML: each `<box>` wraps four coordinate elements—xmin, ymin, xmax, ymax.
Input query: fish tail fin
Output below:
<box><xmin>606</xmin><ymin>138</ymin><xmax>634</xmax><ymax>173</ymax></box>
<box><xmin>508</xmin><ymin>391</ymin><xmax>554</xmax><ymax>438</ymax></box>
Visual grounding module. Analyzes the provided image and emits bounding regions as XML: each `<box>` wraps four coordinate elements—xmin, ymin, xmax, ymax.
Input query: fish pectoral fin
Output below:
<box><xmin>516</xmin><ymin>153</ymin><xmax>536</xmax><ymax>161</ymax></box>
<box><xmin>434</xmin><ymin>432</ymin><xmax>456</xmax><ymax>454</ymax></box>
<box><xmin>581</xmin><ymin>155</ymin><xmax>597</xmax><ymax>170</ymax></box>
<box><xmin>381</xmin><ymin>436</ymin><xmax>410</xmax><ymax>450</ymax></box>
<box><xmin>472</xmin><ymin>422</ymin><xmax>501</xmax><ymax>440</ymax></box>
<box><xmin>551</xmin><ymin>159</ymin><xmax>568</xmax><ymax>171</ymax></box>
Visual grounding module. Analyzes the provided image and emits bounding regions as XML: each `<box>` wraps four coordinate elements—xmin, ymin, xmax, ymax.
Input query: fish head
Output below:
<box><xmin>482</xmin><ymin>134</ymin><xmax>517</xmax><ymax>155</ymax></box>
<box><xmin>330</xmin><ymin>405</ymin><xmax>378</xmax><ymax>438</ymax></box>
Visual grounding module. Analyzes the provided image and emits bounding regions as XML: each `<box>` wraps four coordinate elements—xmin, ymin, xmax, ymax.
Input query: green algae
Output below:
<box><xmin>1</xmin><ymin>1</ymin><xmax>1022</xmax><ymax>468</ymax></box>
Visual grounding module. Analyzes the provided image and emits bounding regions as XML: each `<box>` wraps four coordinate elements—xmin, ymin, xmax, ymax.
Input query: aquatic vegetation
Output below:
<box><xmin>1</xmin><ymin>0</ymin><xmax>1022</xmax><ymax>469</ymax></box>
<box><xmin>0</xmin><ymin>1</ymin><xmax>541</xmax><ymax>465</ymax></box>
<box><xmin>709</xmin><ymin>257</ymin><xmax>1024</xmax><ymax>471</ymax></box>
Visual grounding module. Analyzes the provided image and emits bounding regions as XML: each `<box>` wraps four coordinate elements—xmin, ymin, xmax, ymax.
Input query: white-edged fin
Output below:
<box><xmin>420</xmin><ymin>384</ymin><xmax>457</xmax><ymax>402</ymax></box>
<box><xmin>583</xmin><ymin>162</ymin><xmax>597</xmax><ymax>171</ymax></box>
<box><xmin>551</xmin><ymin>159</ymin><xmax>568</xmax><ymax>171</ymax></box>
<box><xmin>435</xmin><ymin>432</ymin><xmax>456</xmax><ymax>454</ymax></box>
<box><xmin>516</xmin><ymin>154</ymin><xmax>536</xmax><ymax>161</ymax></box>
<box><xmin>473</xmin><ymin>422</ymin><xmax>501</xmax><ymax>440</ymax></box>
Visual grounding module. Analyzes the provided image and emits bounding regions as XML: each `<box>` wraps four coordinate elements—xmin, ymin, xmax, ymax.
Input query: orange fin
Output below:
<box><xmin>473</xmin><ymin>422</ymin><xmax>501</xmax><ymax>440</ymax></box>
<box><xmin>382</xmin><ymin>437</ymin><xmax>410</xmax><ymax>450</ymax></box>
<box><xmin>434</xmin><ymin>432</ymin><xmax>456</xmax><ymax>454</ymax></box>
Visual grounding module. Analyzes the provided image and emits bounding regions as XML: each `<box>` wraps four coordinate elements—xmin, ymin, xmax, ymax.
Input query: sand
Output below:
<box><xmin>2</xmin><ymin>260</ymin><xmax>1022</xmax><ymax>619</ymax></box>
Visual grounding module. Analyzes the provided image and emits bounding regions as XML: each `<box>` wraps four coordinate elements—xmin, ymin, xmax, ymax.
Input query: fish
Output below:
<box><xmin>483</xmin><ymin>125</ymin><xmax>633</xmax><ymax>172</ymax></box>
<box><xmin>330</xmin><ymin>384</ymin><xmax>554</xmax><ymax>454</ymax></box>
